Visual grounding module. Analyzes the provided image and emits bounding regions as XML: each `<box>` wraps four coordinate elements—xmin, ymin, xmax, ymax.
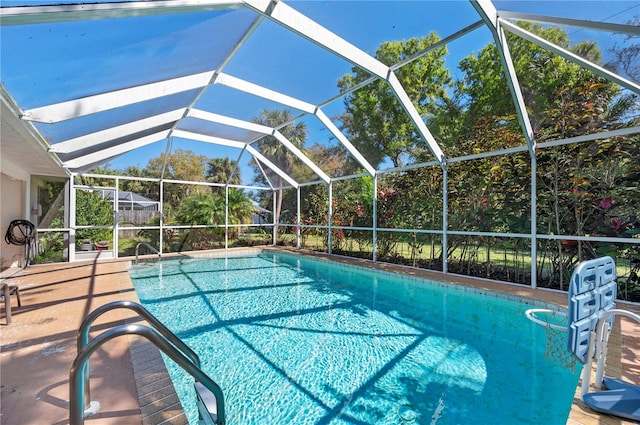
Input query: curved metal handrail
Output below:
<box><xmin>580</xmin><ymin>308</ymin><xmax>640</xmax><ymax>398</ymax></box>
<box><xmin>70</xmin><ymin>324</ymin><xmax>225</xmax><ymax>425</ymax></box>
<box><xmin>77</xmin><ymin>301</ymin><xmax>199</xmax><ymax>366</ymax></box>
<box><xmin>76</xmin><ymin>301</ymin><xmax>200</xmax><ymax>415</ymax></box>
<box><xmin>593</xmin><ymin>309</ymin><xmax>640</xmax><ymax>387</ymax></box>
<box><xmin>134</xmin><ymin>242</ymin><xmax>160</xmax><ymax>264</ymax></box>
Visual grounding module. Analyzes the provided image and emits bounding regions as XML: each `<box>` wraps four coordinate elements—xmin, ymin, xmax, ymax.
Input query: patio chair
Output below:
<box><xmin>1</xmin><ymin>283</ymin><xmax>21</xmax><ymax>324</ymax></box>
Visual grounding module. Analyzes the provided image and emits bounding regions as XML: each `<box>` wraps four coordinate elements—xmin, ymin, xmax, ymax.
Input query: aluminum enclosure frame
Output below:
<box><xmin>2</xmin><ymin>0</ymin><xmax>639</xmax><ymax>290</ymax></box>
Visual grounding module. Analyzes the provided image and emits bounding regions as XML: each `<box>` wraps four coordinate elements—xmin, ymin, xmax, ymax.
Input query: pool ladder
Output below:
<box><xmin>134</xmin><ymin>242</ymin><xmax>161</xmax><ymax>264</ymax></box>
<box><xmin>70</xmin><ymin>301</ymin><xmax>225</xmax><ymax>425</ymax></box>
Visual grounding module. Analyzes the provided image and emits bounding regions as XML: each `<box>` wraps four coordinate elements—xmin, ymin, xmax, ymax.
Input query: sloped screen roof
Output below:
<box><xmin>1</xmin><ymin>0</ymin><xmax>638</xmax><ymax>186</ymax></box>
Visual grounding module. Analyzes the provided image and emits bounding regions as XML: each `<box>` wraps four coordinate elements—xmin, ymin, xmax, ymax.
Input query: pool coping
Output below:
<box><xmin>127</xmin><ymin>333</ymin><xmax>189</xmax><ymax>425</ymax></box>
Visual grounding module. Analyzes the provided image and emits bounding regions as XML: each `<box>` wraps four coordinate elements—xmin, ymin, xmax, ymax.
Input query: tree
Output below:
<box><xmin>74</xmin><ymin>166</ymin><xmax>117</xmax><ymax>187</ymax></box>
<box><xmin>206</xmin><ymin>157</ymin><xmax>241</xmax><ymax>191</ymax></box>
<box><xmin>607</xmin><ymin>16</ymin><xmax>640</xmax><ymax>83</ymax></box>
<box><xmin>146</xmin><ymin>148</ymin><xmax>207</xmax><ymax>181</ymax></box>
<box><xmin>146</xmin><ymin>149</ymin><xmax>208</xmax><ymax>209</ymax></box>
<box><xmin>175</xmin><ymin>192</ymin><xmax>224</xmax><ymax>225</ymax></box>
<box><xmin>306</xmin><ymin>143</ymin><xmax>348</xmax><ymax>178</ymax></box>
<box><xmin>75</xmin><ymin>189</ymin><xmax>113</xmax><ymax>245</ymax></box>
<box><xmin>226</xmin><ymin>188</ymin><xmax>256</xmax><ymax>226</ymax></box>
<box><xmin>457</xmin><ymin>23</ymin><xmax>614</xmax><ymax>139</ymax></box>
<box><xmin>338</xmin><ymin>33</ymin><xmax>452</xmax><ymax>169</ymax></box>
<box><xmin>118</xmin><ymin>166</ymin><xmax>160</xmax><ymax>211</ymax></box>
<box><xmin>251</xmin><ymin>109</ymin><xmax>307</xmax><ymax>234</ymax></box>
<box><xmin>456</xmin><ymin>22</ymin><xmax>639</xmax><ymax>287</ymax></box>
<box><xmin>174</xmin><ymin>189</ymin><xmax>256</xmax><ymax>250</ymax></box>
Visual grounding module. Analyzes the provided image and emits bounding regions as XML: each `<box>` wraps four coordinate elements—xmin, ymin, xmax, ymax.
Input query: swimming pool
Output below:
<box><xmin>129</xmin><ymin>251</ymin><xmax>581</xmax><ymax>424</ymax></box>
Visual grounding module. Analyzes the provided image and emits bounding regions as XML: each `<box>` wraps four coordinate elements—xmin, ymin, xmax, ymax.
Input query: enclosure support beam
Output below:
<box><xmin>0</xmin><ymin>0</ymin><xmax>243</xmax><ymax>26</ymax></box>
<box><xmin>273</xmin><ymin>131</ymin><xmax>330</xmax><ymax>183</ymax></box>
<box><xmin>160</xmin><ymin>181</ymin><xmax>164</xmax><ymax>256</ymax></box>
<box><xmin>531</xmin><ymin>155</ymin><xmax>537</xmax><ymax>289</ymax></box>
<box><xmin>62</xmin><ymin>131</ymin><xmax>170</xmax><ymax>170</ymax></box>
<box><xmin>69</xmin><ymin>177</ymin><xmax>77</xmax><ymax>262</ymax></box>
<box><xmin>386</xmin><ymin>73</ymin><xmax>446</xmax><ymax>166</ymax></box>
<box><xmin>225</xmin><ymin>186</ymin><xmax>229</xmax><ymax>250</ymax></box>
<box><xmin>63</xmin><ymin>180</ymin><xmax>71</xmax><ymax>261</ymax></box>
<box><xmin>497</xmin><ymin>11</ymin><xmax>640</xmax><ymax>37</ymax></box>
<box><xmin>247</xmin><ymin>0</ymin><xmax>447</xmax><ymax>166</ymax></box>
<box><xmin>187</xmin><ymin>109</ymin><xmax>330</xmax><ymax>183</ymax></box>
<box><xmin>246</xmin><ymin>145</ymin><xmax>299</xmax><ymax>189</ymax></box>
<box><xmin>372</xmin><ymin>175</ymin><xmax>378</xmax><ymax>263</ymax></box>
<box><xmin>328</xmin><ymin>182</ymin><xmax>333</xmax><ymax>256</ymax></box>
<box><xmin>50</xmin><ymin>109</ymin><xmax>185</xmax><ymax>154</ymax></box>
<box><xmin>471</xmin><ymin>0</ymin><xmax>535</xmax><ymax>154</ymax></box>
<box><xmin>272</xmin><ymin>191</ymin><xmax>277</xmax><ymax>246</ymax></box>
<box><xmin>442</xmin><ymin>165</ymin><xmax>448</xmax><ymax>274</ymax></box>
<box><xmin>244</xmin><ymin>0</ymin><xmax>388</xmax><ymax>79</ymax></box>
<box><xmin>160</xmin><ymin>137</ymin><xmax>173</xmax><ymax>183</ymax></box>
<box><xmin>114</xmin><ymin>178</ymin><xmax>120</xmax><ymax>259</ymax></box>
<box><xmin>296</xmin><ymin>187</ymin><xmax>301</xmax><ymax>250</ymax></box>
<box><xmin>500</xmin><ymin>19</ymin><xmax>640</xmax><ymax>96</ymax></box>
<box><xmin>22</xmin><ymin>71</ymin><xmax>216</xmax><ymax>123</ymax></box>
<box><xmin>315</xmin><ymin>110</ymin><xmax>376</xmax><ymax>176</ymax></box>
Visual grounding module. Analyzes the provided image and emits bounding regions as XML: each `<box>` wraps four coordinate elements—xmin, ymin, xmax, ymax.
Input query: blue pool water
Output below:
<box><xmin>129</xmin><ymin>251</ymin><xmax>581</xmax><ymax>425</ymax></box>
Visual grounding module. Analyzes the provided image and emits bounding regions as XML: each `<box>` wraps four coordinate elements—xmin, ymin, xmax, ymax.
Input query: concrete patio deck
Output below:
<box><xmin>1</xmin><ymin>259</ymin><xmax>186</xmax><ymax>425</ymax></box>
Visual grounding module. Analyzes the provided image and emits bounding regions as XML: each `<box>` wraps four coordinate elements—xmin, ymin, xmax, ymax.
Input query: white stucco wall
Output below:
<box><xmin>0</xmin><ymin>172</ymin><xmax>25</xmax><ymax>269</ymax></box>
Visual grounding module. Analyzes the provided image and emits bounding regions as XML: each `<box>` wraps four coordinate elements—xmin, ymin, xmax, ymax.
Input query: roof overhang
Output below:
<box><xmin>1</xmin><ymin>86</ymin><xmax>68</xmax><ymax>181</ymax></box>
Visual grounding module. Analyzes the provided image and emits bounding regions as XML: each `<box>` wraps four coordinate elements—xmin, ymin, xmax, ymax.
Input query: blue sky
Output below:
<box><xmin>1</xmin><ymin>0</ymin><xmax>638</xmax><ymax>183</ymax></box>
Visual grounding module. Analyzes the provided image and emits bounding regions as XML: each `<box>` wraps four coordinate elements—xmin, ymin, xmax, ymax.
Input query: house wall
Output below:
<box><xmin>0</xmin><ymin>172</ymin><xmax>25</xmax><ymax>270</ymax></box>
